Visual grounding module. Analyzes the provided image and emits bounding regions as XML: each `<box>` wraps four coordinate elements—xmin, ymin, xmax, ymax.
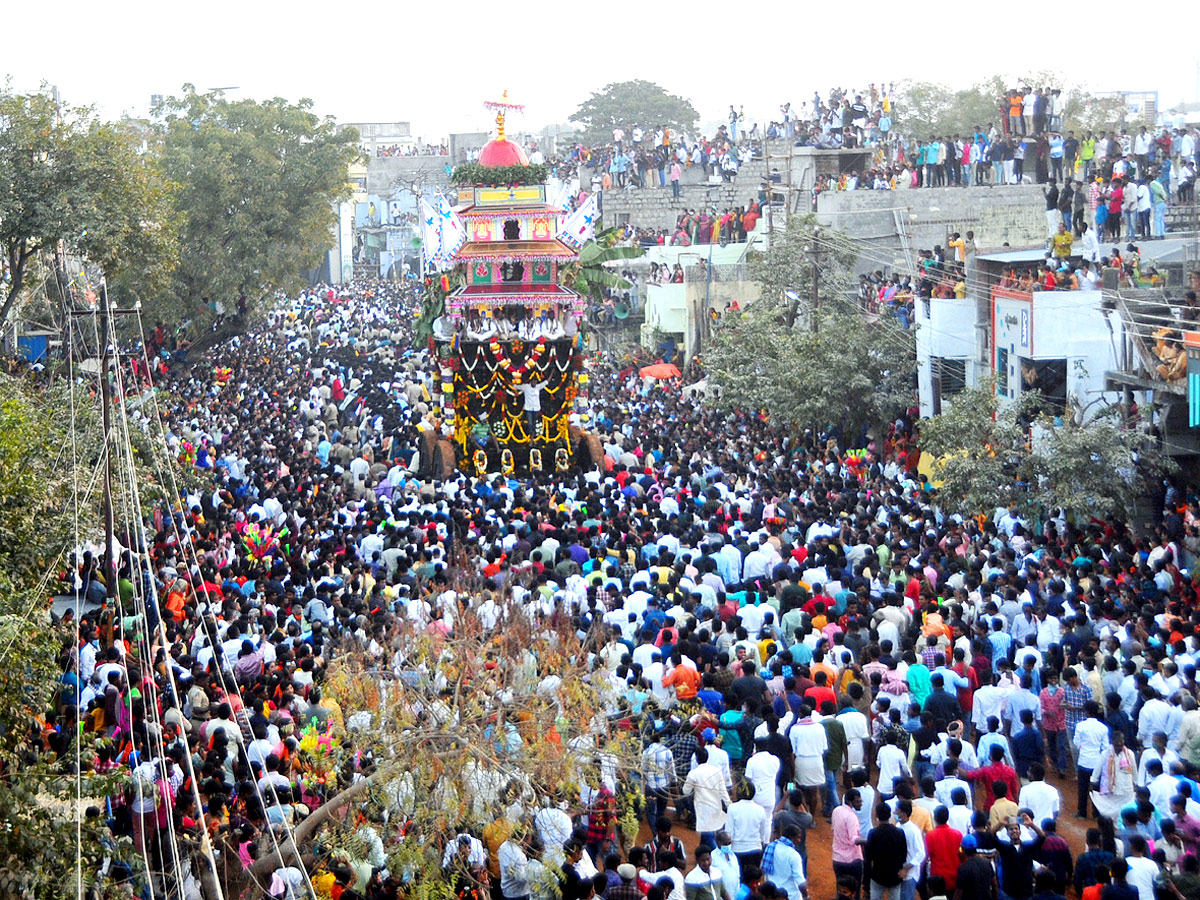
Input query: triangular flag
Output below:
<box><xmin>437</xmin><ymin>195</ymin><xmax>467</xmax><ymax>260</ymax></box>
<box><xmin>419</xmin><ymin>197</ymin><xmax>444</xmax><ymax>271</ymax></box>
<box><xmin>557</xmin><ymin>193</ymin><xmax>597</xmax><ymax>249</ymax></box>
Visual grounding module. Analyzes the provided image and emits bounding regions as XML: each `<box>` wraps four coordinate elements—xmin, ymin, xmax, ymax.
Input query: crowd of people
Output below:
<box><xmin>24</xmin><ymin>266</ymin><xmax>1200</xmax><ymax>900</ymax></box>
<box><xmin>811</xmin><ymin>125</ymin><xmax>1196</xmax><ymax>214</ymax></box>
<box><xmin>372</xmin><ymin>144</ymin><xmax>451</xmax><ymax>158</ymax></box>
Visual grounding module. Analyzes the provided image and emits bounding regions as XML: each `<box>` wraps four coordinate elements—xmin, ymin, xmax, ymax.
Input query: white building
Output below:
<box><xmin>916</xmin><ymin>249</ymin><xmax>1127</xmax><ymax>420</ymax></box>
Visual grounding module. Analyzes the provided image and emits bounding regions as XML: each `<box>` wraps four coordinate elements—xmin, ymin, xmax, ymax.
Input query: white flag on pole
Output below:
<box><xmin>551</xmin><ymin>181</ymin><xmax>573</xmax><ymax>213</ymax></box>
<box><xmin>437</xmin><ymin>195</ymin><xmax>467</xmax><ymax>260</ymax></box>
<box><xmin>557</xmin><ymin>192</ymin><xmax>597</xmax><ymax>249</ymax></box>
<box><xmin>419</xmin><ymin>197</ymin><xmax>443</xmax><ymax>271</ymax></box>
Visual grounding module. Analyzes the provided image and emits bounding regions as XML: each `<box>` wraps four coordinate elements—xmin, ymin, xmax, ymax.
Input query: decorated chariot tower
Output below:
<box><xmin>429</xmin><ymin>94</ymin><xmax>599</xmax><ymax>476</ymax></box>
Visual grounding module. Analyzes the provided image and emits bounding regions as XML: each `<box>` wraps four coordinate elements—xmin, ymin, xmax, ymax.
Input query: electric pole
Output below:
<box><xmin>97</xmin><ymin>281</ymin><xmax>117</xmax><ymax>601</ymax></box>
<box><xmin>811</xmin><ymin>227</ymin><xmax>823</xmax><ymax>334</ymax></box>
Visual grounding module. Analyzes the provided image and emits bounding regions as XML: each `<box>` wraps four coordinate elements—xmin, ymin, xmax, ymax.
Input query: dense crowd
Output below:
<box><xmin>31</xmin><ymin>270</ymin><xmax>1200</xmax><ymax>900</ymax></box>
<box><xmin>373</xmin><ymin>144</ymin><xmax>451</xmax><ymax>158</ymax></box>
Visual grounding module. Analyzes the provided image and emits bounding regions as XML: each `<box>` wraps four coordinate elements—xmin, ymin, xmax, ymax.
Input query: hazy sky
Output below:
<box><xmin>6</xmin><ymin>0</ymin><xmax>1198</xmax><ymax>140</ymax></box>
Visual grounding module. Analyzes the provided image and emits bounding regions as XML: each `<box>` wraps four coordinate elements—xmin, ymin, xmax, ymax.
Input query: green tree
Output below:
<box><xmin>745</xmin><ymin>216</ymin><xmax>857</xmax><ymax>327</ymax></box>
<box><xmin>918</xmin><ymin>380</ymin><xmax>1169</xmax><ymax>522</ymax></box>
<box><xmin>155</xmin><ymin>87</ymin><xmax>359</xmax><ymax>333</ymax></box>
<box><xmin>0</xmin><ymin>88</ymin><xmax>176</xmax><ymax>331</ymax></box>
<box><xmin>569</xmin><ymin>80</ymin><xmax>698</xmax><ymax>145</ymax></box>
<box><xmin>893</xmin><ymin>77</ymin><xmax>1007</xmax><ymax>138</ymax></box>
<box><xmin>706</xmin><ymin>218</ymin><xmax>914</xmax><ymax>440</ymax></box>
<box><xmin>0</xmin><ymin>375</ymin><xmax>113</xmax><ymax>899</ymax></box>
<box><xmin>562</xmin><ymin>227</ymin><xmax>642</xmax><ymax>302</ymax></box>
<box><xmin>76</xmin><ymin>119</ymin><xmax>179</xmax><ymax>306</ymax></box>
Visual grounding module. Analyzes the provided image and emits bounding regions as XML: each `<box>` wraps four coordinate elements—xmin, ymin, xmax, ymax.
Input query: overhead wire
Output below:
<box><xmin>85</xmin><ymin>299</ymin><xmax>160</xmax><ymax>898</ymax></box>
<box><xmin>68</xmin><ymin>303</ymin><xmax>84</xmax><ymax>900</ymax></box>
<box><xmin>113</xmin><ymin>324</ymin><xmax>235</xmax><ymax>900</ymax></box>
<box><xmin>109</xmin><ymin>330</ymin><xmax>192</xmax><ymax>898</ymax></box>
<box><xmin>128</xmin><ymin>310</ymin><xmax>315</xmax><ymax>899</ymax></box>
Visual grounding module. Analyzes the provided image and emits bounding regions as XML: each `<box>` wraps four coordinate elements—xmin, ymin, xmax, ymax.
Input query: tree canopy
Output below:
<box><xmin>0</xmin><ymin>88</ymin><xmax>176</xmax><ymax>331</ymax></box>
<box><xmin>917</xmin><ymin>380</ymin><xmax>1169</xmax><ymax>522</ymax></box>
<box><xmin>893</xmin><ymin>74</ymin><xmax>1128</xmax><ymax>138</ymax></box>
<box><xmin>155</xmin><ymin>87</ymin><xmax>360</xmax><ymax>325</ymax></box>
<box><xmin>705</xmin><ymin>218</ymin><xmax>915</xmax><ymax>442</ymax></box>
<box><xmin>569</xmin><ymin>80</ymin><xmax>699</xmax><ymax>144</ymax></box>
<box><xmin>0</xmin><ymin>375</ymin><xmax>108</xmax><ymax>899</ymax></box>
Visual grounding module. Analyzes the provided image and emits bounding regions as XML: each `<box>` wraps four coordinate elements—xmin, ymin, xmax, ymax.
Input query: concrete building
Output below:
<box><xmin>636</xmin><ymin>229</ymin><xmax>768</xmax><ymax>363</ymax></box>
<box><xmin>916</xmin><ymin>248</ymin><xmax>1127</xmax><ymax>419</ymax></box>
<box><xmin>343</xmin><ymin>122</ymin><xmax>414</xmax><ymax>156</ymax></box>
<box><xmin>816</xmin><ymin>185</ymin><xmax>1049</xmax><ymax>275</ymax></box>
<box><xmin>915</xmin><ymin>238</ymin><xmax>1200</xmax><ymax>474</ymax></box>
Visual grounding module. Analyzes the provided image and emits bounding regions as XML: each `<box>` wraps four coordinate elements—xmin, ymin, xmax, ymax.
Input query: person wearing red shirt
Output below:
<box><xmin>965</xmin><ymin>743</ymin><xmax>1020</xmax><ymax>810</ymax></box>
<box><xmin>803</xmin><ymin>671</ymin><xmax>837</xmax><ymax>712</ymax></box>
<box><xmin>952</xmin><ymin>648</ymin><xmax>979</xmax><ymax>738</ymax></box>
<box><xmin>924</xmin><ymin>808</ymin><xmax>964</xmax><ymax>891</ymax></box>
<box><xmin>663</xmin><ymin>654</ymin><xmax>701</xmax><ymax>700</ymax></box>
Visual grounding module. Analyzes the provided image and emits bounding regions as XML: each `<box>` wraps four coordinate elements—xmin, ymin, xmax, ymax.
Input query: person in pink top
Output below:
<box><xmin>831</xmin><ymin>788</ymin><xmax>866</xmax><ymax>896</ymax></box>
<box><xmin>1039</xmin><ymin>670</ymin><xmax>1068</xmax><ymax>777</ymax></box>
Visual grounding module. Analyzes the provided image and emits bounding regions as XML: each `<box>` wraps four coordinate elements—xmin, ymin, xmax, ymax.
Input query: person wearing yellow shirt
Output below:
<box><xmin>948</xmin><ymin>232</ymin><xmax>966</xmax><ymax>264</ymax></box>
<box><xmin>1052</xmin><ymin>223</ymin><xmax>1074</xmax><ymax>260</ymax></box>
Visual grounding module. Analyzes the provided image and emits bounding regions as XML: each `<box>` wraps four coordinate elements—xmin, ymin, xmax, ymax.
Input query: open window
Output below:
<box><xmin>1019</xmin><ymin>358</ymin><xmax>1067</xmax><ymax>416</ymax></box>
<box><xmin>503</xmin><ymin>219</ymin><xmax>521</xmax><ymax>240</ymax></box>
<box><xmin>931</xmin><ymin>357</ymin><xmax>967</xmax><ymax>414</ymax></box>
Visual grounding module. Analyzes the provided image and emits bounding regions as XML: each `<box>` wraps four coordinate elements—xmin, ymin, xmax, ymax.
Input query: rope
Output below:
<box><xmin>110</xmin><ymin>329</ymin><xmax>191</xmax><ymax>897</ymax></box>
<box><xmin>130</xmin><ymin>310</ymin><xmax>315</xmax><ymax>898</ymax></box>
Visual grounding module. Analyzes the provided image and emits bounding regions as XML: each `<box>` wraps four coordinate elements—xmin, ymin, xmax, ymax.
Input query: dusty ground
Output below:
<box><xmin>632</xmin><ymin>770</ymin><xmax>1089</xmax><ymax>900</ymax></box>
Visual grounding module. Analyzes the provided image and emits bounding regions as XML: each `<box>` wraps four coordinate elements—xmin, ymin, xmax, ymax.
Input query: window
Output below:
<box><xmin>503</xmin><ymin>219</ymin><xmax>521</xmax><ymax>240</ymax></box>
<box><xmin>934</xmin><ymin>358</ymin><xmax>967</xmax><ymax>395</ymax></box>
<box><xmin>931</xmin><ymin>357</ymin><xmax>967</xmax><ymax>415</ymax></box>
<box><xmin>997</xmin><ymin>348</ymin><xmax>1009</xmax><ymax>396</ymax></box>
<box><xmin>1019</xmin><ymin>358</ymin><xmax>1068</xmax><ymax>416</ymax></box>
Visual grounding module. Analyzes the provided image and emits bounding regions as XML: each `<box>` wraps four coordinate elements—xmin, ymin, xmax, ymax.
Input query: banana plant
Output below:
<box><xmin>562</xmin><ymin>227</ymin><xmax>643</xmax><ymax>301</ymax></box>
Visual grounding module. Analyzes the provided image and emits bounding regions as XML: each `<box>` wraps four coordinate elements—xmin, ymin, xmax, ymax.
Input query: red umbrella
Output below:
<box><xmin>639</xmin><ymin>363</ymin><xmax>682</xmax><ymax>379</ymax></box>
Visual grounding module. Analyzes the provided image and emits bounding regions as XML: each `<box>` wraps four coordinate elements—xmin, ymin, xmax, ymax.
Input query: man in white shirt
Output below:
<box><xmin>745</xmin><ymin>739</ymin><xmax>781</xmax><ymax>842</ymax></box>
<box><xmin>1124</xmin><ymin>837</ymin><xmax>1160</xmax><ymax>900</ymax></box>
<box><xmin>1146</xmin><ymin>759</ymin><xmax>1180</xmax><ymax>810</ymax></box>
<box><xmin>896</xmin><ymin>800</ymin><xmax>926</xmax><ymax>900</ymax></box>
<box><xmin>875</xmin><ymin>735</ymin><xmax>909</xmax><ymax>800</ymax></box>
<box><xmin>789</xmin><ymin>711</ymin><xmax>829</xmax><ymax>811</ymax></box>
<box><xmin>1073</xmin><ymin>703</ymin><xmax>1111</xmax><ymax>817</ymax></box>
<box><xmin>1138</xmin><ymin>731</ymin><xmax>1180</xmax><ymax>785</ymax></box>
<box><xmin>742</xmin><ymin>536</ymin><xmax>774</xmax><ymax>583</ymax></box>
<box><xmin>1138</xmin><ymin>689</ymin><xmax>1173</xmax><ymax>747</ymax></box>
<box><xmin>837</xmin><ymin>704</ymin><xmax>870</xmax><ymax>770</ymax></box>
<box><xmin>934</xmin><ymin>759</ymin><xmax>973</xmax><ymax>809</ymax></box>
<box><xmin>1017</xmin><ymin>764</ymin><xmax>1061</xmax><ymax>824</ymax></box>
<box><xmin>695</xmin><ymin>734</ymin><xmax>734</xmax><ymax>790</ymax></box>
<box><xmin>725</xmin><ymin>786</ymin><xmax>768</xmax><ymax>861</ymax></box>
<box><xmin>972</xmin><ymin>671</ymin><xmax>1011</xmax><ymax>734</ymax></box>
<box><xmin>683</xmin><ymin>747</ymin><xmax>731</xmax><ymax>845</ymax></box>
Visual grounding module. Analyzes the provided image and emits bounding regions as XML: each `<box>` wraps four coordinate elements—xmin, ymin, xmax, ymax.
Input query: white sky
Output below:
<box><xmin>5</xmin><ymin>0</ymin><xmax>1198</xmax><ymax>141</ymax></box>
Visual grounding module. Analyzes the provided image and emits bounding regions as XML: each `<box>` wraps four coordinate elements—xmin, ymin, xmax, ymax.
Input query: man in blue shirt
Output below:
<box><xmin>761</xmin><ymin>825</ymin><xmax>806</xmax><ymax>900</ymax></box>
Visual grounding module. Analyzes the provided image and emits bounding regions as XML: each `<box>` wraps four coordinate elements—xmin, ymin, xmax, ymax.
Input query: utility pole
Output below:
<box><xmin>811</xmin><ymin>227</ymin><xmax>823</xmax><ymax>334</ymax></box>
<box><xmin>764</xmin><ymin>135</ymin><xmax>774</xmax><ymax>238</ymax></box>
<box><xmin>97</xmin><ymin>280</ymin><xmax>117</xmax><ymax>601</ymax></box>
